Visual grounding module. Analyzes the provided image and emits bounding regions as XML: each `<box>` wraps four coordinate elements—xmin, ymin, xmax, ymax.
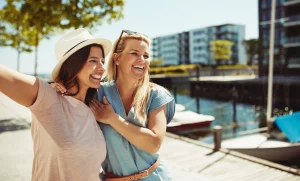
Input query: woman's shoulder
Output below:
<box><xmin>147</xmin><ymin>83</ymin><xmax>175</xmax><ymax>123</ymax></box>
<box><xmin>29</xmin><ymin>78</ymin><xmax>60</xmax><ymax>110</ymax></box>
<box><xmin>149</xmin><ymin>83</ymin><xmax>172</xmax><ymax>97</ymax></box>
<box><xmin>38</xmin><ymin>78</ymin><xmax>57</xmax><ymax>94</ymax></box>
<box><xmin>98</xmin><ymin>81</ymin><xmax>116</xmax><ymax>98</ymax></box>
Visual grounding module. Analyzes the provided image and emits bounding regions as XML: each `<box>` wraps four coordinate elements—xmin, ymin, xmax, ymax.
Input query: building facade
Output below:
<box><xmin>151</xmin><ymin>24</ymin><xmax>246</xmax><ymax>66</ymax></box>
<box><xmin>259</xmin><ymin>0</ymin><xmax>300</xmax><ymax>76</ymax></box>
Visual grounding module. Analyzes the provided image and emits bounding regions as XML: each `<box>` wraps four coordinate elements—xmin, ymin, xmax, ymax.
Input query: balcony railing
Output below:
<box><xmin>284</xmin><ymin>0</ymin><xmax>300</xmax><ymax>6</ymax></box>
<box><xmin>284</xmin><ymin>15</ymin><xmax>300</xmax><ymax>27</ymax></box>
<box><xmin>284</xmin><ymin>36</ymin><xmax>300</xmax><ymax>47</ymax></box>
<box><xmin>288</xmin><ymin>58</ymin><xmax>300</xmax><ymax>63</ymax></box>
<box><xmin>286</xmin><ymin>14</ymin><xmax>300</xmax><ymax>22</ymax></box>
<box><xmin>288</xmin><ymin>57</ymin><xmax>300</xmax><ymax>68</ymax></box>
<box><xmin>285</xmin><ymin>36</ymin><xmax>300</xmax><ymax>43</ymax></box>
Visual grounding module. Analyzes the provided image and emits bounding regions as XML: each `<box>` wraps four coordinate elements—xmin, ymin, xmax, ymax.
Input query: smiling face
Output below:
<box><xmin>115</xmin><ymin>39</ymin><xmax>150</xmax><ymax>81</ymax></box>
<box><xmin>76</xmin><ymin>46</ymin><xmax>105</xmax><ymax>91</ymax></box>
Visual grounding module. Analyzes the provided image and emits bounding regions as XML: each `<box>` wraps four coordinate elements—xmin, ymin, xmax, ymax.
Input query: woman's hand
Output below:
<box><xmin>89</xmin><ymin>97</ymin><xmax>117</xmax><ymax>124</ymax></box>
<box><xmin>51</xmin><ymin>82</ymin><xmax>66</xmax><ymax>94</ymax></box>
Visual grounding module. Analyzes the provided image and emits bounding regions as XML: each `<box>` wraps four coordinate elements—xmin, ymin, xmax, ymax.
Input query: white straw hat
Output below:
<box><xmin>51</xmin><ymin>28</ymin><xmax>112</xmax><ymax>81</ymax></box>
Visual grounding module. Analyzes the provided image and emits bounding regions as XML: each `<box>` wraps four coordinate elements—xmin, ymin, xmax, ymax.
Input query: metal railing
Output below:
<box><xmin>285</xmin><ymin>15</ymin><xmax>300</xmax><ymax>23</ymax></box>
<box><xmin>285</xmin><ymin>36</ymin><xmax>300</xmax><ymax>44</ymax></box>
<box><xmin>284</xmin><ymin>0</ymin><xmax>300</xmax><ymax>3</ymax></box>
<box><xmin>288</xmin><ymin>57</ymin><xmax>300</xmax><ymax>64</ymax></box>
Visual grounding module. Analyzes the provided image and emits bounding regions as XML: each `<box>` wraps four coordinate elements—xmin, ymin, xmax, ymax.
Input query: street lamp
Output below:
<box><xmin>266</xmin><ymin>0</ymin><xmax>276</xmax><ymax>121</ymax></box>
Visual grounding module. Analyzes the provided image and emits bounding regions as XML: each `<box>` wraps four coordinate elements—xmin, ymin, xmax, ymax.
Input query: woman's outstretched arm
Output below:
<box><xmin>0</xmin><ymin>65</ymin><xmax>39</xmax><ymax>107</ymax></box>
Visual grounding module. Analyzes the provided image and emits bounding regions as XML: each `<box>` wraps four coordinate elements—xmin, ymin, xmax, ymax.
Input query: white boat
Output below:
<box><xmin>222</xmin><ymin>133</ymin><xmax>300</xmax><ymax>162</ymax></box>
<box><xmin>221</xmin><ymin>111</ymin><xmax>300</xmax><ymax>162</ymax></box>
<box><xmin>168</xmin><ymin>110</ymin><xmax>215</xmax><ymax>133</ymax></box>
<box><xmin>175</xmin><ymin>104</ymin><xmax>185</xmax><ymax>112</ymax></box>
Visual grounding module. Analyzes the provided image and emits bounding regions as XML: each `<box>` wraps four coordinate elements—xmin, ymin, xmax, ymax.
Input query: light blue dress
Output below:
<box><xmin>97</xmin><ymin>81</ymin><xmax>175</xmax><ymax>181</ymax></box>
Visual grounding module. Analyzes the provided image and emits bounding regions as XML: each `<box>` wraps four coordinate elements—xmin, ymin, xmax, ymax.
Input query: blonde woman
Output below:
<box><xmin>0</xmin><ymin>28</ymin><xmax>112</xmax><ymax>181</ymax></box>
<box><xmin>90</xmin><ymin>30</ymin><xmax>175</xmax><ymax>181</ymax></box>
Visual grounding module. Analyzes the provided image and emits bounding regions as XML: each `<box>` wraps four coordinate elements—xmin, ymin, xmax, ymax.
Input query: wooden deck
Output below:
<box><xmin>161</xmin><ymin>133</ymin><xmax>300</xmax><ymax>181</ymax></box>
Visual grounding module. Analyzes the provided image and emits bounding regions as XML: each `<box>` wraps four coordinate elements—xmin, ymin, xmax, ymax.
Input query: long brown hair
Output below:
<box><xmin>56</xmin><ymin>44</ymin><xmax>104</xmax><ymax>105</ymax></box>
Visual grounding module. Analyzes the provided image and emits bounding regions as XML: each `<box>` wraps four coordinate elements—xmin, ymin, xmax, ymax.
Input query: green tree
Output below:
<box><xmin>0</xmin><ymin>0</ymin><xmax>125</xmax><ymax>76</ymax></box>
<box><xmin>0</xmin><ymin>1</ymin><xmax>35</xmax><ymax>72</ymax></box>
<box><xmin>243</xmin><ymin>39</ymin><xmax>259</xmax><ymax>65</ymax></box>
<box><xmin>210</xmin><ymin>40</ymin><xmax>234</xmax><ymax>65</ymax></box>
<box><xmin>59</xmin><ymin>0</ymin><xmax>125</xmax><ymax>29</ymax></box>
<box><xmin>150</xmin><ymin>58</ymin><xmax>164</xmax><ymax>68</ymax></box>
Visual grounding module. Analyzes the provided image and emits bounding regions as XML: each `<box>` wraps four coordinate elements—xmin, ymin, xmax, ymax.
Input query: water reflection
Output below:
<box><xmin>173</xmin><ymin>93</ymin><xmax>267</xmax><ymax>144</ymax></box>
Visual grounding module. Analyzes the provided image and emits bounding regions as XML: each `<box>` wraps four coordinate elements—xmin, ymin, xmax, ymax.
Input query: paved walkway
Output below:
<box><xmin>0</xmin><ymin>129</ymin><xmax>33</xmax><ymax>181</ymax></box>
<box><xmin>0</xmin><ymin>93</ymin><xmax>32</xmax><ymax>181</ymax></box>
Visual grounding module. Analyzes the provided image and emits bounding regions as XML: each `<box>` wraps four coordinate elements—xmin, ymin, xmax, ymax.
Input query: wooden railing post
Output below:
<box><xmin>173</xmin><ymin>86</ymin><xmax>177</xmax><ymax>103</ymax></box>
<box><xmin>213</xmin><ymin>125</ymin><xmax>223</xmax><ymax>151</ymax></box>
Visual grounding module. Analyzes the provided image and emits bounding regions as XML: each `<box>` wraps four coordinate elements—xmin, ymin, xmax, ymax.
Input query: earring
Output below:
<box><xmin>116</xmin><ymin>61</ymin><xmax>119</xmax><ymax>65</ymax></box>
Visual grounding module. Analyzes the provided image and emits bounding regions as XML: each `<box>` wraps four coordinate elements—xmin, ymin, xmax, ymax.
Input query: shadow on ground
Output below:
<box><xmin>0</xmin><ymin>118</ymin><xmax>31</xmax><ymax>133</ymax></box>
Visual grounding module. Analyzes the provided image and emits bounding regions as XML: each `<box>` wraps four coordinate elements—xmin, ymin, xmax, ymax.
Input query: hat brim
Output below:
<box><xmin>51</xmin><ymin>38</ymin><xmax>112</xmax><ymax>81</ymax></box>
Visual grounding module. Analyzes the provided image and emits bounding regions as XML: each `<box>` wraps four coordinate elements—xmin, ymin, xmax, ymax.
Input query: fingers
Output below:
<box><xmin>102</xmin><ymin>96</ymin><xmax>110</xmax><ymax>105</ymax></box>
<box><xmin>90</xmin><ymin>100</ymin><xmax>99</xmax><ymax>110</ymax></box>
<box><xmin>90</xmin><ymin>99</ymin><xmax>105</xmax><ymax>110</ymax></box>
<box><xmin>90</xmin><ymin>105</ymin><xmax>96</xmax><ymax>113</ymax></box>
<box><xmin>57</xmin><ymin>83</ymin><xmax>66</xmax><ymax>93</ymax></box>
<box><xmin>52</xmin><ymin>83</ymin><xmax>66</xmax><ymax>94</ymax></box>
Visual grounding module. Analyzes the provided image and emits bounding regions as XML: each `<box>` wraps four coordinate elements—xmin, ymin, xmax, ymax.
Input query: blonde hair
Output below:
<box><xmin>106</xmin><ymin>33</ymin><xmax>155</xmax><ymax>125</ymax></box>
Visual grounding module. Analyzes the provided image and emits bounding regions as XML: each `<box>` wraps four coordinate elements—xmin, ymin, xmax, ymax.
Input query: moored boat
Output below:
<box><xmin>167</xmin><ymin>110</ymin><xmax>215</xmax><ymax>133</ymax></box>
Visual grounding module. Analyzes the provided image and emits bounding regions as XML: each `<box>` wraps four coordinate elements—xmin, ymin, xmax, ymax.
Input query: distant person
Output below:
<box><xmin>0</xmin><ymin>28</ymin><xmax>112</xmax><ymax>181</ymax></box>
<box><xmin>91</xmin><ymin>30</ymin><xmax>175</xmax><ymax>180</ymax></box>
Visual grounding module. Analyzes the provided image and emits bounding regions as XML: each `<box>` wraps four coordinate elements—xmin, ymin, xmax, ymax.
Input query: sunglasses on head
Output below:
<box><xmin>114</xmin><ymin>30</ymin><xmax>148</xmax><ymax>53</ymax></box>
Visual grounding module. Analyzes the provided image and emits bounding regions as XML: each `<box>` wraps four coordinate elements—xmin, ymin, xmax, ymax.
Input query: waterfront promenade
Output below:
<box><xmin>1</xmin><ymin>92</ymin><xmax>300</xmax><ymax>181</ymax></box>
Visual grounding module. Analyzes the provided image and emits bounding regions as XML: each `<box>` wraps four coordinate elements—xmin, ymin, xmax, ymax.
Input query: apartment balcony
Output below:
<box><xmin>179</xmin><ymin>41</ymin><xmax>189</xmax><ymax>46</ymax></box>
<box><xmin>287</xmin><ymin>57</ymin><xmax>300</xmax><ymax>68</ymax></box>
<box><xmin>284</xmin><ymin>15</ymin><xmax>300</xmax><ymax>27</ymax></box>
<box><xmin>284</xmin><ymin>36</ymin><xmax>300</xmax><ymax>47</ymax></box>
<box><xmin>151</xmin><ymin>48</ymin><xmax>158</xmax><ymax>53</ymax></box>
<box><xmin>283</xmin><ymin>0</ymin><xmax>300</xmax><ymax>6</ymax></box>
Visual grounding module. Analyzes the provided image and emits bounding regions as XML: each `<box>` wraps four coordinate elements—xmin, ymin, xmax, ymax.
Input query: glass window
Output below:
<box><xmin>280</xmin><ymin>31</ymin><xmax>285</xmax><ymax>45</ymax></box>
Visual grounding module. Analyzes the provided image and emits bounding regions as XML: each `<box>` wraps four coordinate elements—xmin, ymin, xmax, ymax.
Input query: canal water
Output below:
<box><xmin>173</xmin><ymin>92</ymin><xmax>267</xmax><ymax>144</ymax></box>
<box><xmin>170</xmin><ymin>87</ymin><xmax>299</xmax><ymax>169</ymax></box>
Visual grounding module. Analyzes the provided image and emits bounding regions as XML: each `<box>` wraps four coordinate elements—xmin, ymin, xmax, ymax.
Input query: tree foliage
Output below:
<box><xmin>0</xmin><ymin>0</ymin><xmax>125</xmax><ymax>75</ymax></box>
<box><xmin>0</xmin><ymin>1</ymin><xmax>35</xmax><ymax>71</ymax></box>
<box><xmin>210</xmin><ymin>40</ymin><xmax>234</xmax><ymax>65</ymax></box>
<box><xmin>243</xmin><ymin>39</ymin><xmax>259</xmax><ymax>65</ymax></box>
<box><xmin>59</xmin><ymin>0</ymin><xmax>124</xmax><ymax>29</ymax></box>
<box><xmin>150</xmin><ymin>58</ymin><xmax>164</xmax><ymax>67</ymax></box>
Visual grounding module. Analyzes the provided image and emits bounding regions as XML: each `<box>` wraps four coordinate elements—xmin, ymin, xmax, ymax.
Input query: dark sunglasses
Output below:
<box><xmin>114</xmin><ymin>30</ymin><xmax>148</xmax><ymax>53</ymax></box>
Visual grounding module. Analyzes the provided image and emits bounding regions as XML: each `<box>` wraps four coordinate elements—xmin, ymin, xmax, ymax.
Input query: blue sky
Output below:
<box><xmin>0</xmin><ymin>0</ymin><xmax>258</xmax><ymax>74</ymax></box>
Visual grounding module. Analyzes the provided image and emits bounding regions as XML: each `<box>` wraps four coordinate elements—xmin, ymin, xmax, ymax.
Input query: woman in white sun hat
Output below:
<box><xmin>0</xmin><ymin>28</ymin><xmax>112</xmax><ymax>181</ymax></box>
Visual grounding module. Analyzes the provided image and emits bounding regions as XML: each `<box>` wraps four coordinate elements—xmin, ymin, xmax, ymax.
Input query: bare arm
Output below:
<box><xmin>111</xmin><ymin>106</ymin><xmax>166</xmax><ymax>154</ymax></box>
<box><xmin>0</xmin><ymin>65</ymin><xmax>39</xmax><ymax>107</ymax></box>
<box><xmin>90</xmin><ymin>98</ymin><xmax>167</xmax><ymax>154</ymax></box>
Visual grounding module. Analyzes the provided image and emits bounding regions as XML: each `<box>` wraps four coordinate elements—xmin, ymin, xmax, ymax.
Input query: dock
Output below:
<box><xmin>161</xmin><ymin>133</ymin><xmax>300</xmax><ymax>180</ymax></box>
